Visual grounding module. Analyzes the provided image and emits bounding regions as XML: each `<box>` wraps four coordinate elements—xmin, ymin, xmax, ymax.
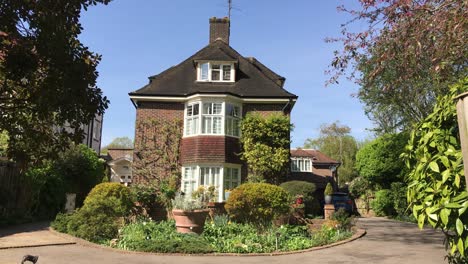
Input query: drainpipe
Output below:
<box><xmin>455</xmin><ymin>92</ymin><xmax>468</xmax><ymax>192</ymax></box>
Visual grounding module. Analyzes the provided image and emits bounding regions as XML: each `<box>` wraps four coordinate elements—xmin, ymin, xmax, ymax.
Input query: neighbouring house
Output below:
<box><xmin>81</xmin><ymin>114</ymin><xmax>104</xmax><ymax>154</ymax></box>
<box><xmin>289</xmin><ymin>148</ymin><xmax>340</xmax><ymax>201</ymax></box>
<box><xmin>129</xmin><ymin>17</ymin><xmax>297</xmax><ymax>202</ymax></box>
<box><xmin>105</xmin><ymin>148</ymin><xmax>133</xmax><ymax>186</ymax></box>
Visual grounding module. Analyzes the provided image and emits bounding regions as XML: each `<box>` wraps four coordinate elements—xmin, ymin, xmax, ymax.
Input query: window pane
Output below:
<box><xmin>187</xmin><ymin>105</ymin><xmax>193</xmax><ymax>116</ymax></box>
<box><xmin>226</xmin><ymin>118</ymin><xmax>232</xmax><ymax>135</ymax></box>
<box><xmin>203</xmin><ymin>103</ymin><xmax>212</xmax><ymax>114</ymax></box>
<box><xmin>212</xmin><ymin>64</ymin><xmax>220</xmax><ymax>69</ymax></box>
<box><xmin>192</xmin><ymin>117</ymin><xmax>199</xmax><ymax>134</ymax></box>
<box><xmin>186</xmin><ymin>118</ymin><xmax>192</xmax><ymax>135</ymax></box>
<box><xmin>213</xmin><ymin>117</ymin><xmax>222</xmax><ymax>134</ymax></box>
<box><xmin>202</xmin><ymin>117</ymin><xmax>212</xmax><ymax>133</ymax></box>
<box><xmin>200</xmin><ymin>63</ymin><xmax>209</xmax><ymax>80</ymax></box>
<box><xmin>212</xmin><ymin>70</ymin><xmax>220</xmax><ymax>80</ymax></box>
<box><xmin>193</xmin><ymin>103</ymin><xmax>199</xmax><ymax>115</ymax></box>
<box><xmin>232</xmin><ymin>106</ymin><xmax>239</xmax><ymax>117</ymax></box>
<box><xmin>223</xmin><ymin>65</ymin><xmax>231</xmax><ymax>80</ymax></box>
<box><xmin>233</xmin><ymin>119</ymin><xmax>240</xmax><ymax>136</ymax></box>
<box><xmin>213</xmin><ymin>103</ymin><xmax>222</xmax><ymax>114</ymax></box>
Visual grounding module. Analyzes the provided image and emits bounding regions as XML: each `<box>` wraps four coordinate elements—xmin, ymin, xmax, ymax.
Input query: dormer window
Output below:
<box><xmin>198</xmin><ymin>62</ymin><xmax>234</xmax><ymax>82</ymax></box>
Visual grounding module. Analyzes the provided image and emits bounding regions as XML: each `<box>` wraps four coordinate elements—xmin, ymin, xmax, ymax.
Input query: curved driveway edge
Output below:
<box><xmin>49</xmin><ymin>226</ymin><xmax>366</xmax><ymax>257</ymax></box>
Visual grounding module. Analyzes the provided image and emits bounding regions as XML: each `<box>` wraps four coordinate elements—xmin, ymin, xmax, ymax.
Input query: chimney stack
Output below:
<box><xmin>209</xmin><ymin>17</ymin><xmax>230</xmax><ymax>44</ymax></box>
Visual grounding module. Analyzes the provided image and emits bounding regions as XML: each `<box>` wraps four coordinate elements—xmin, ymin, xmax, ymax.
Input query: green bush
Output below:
<box><xmin>280</xmin><ymin>180</ymin><xmax>320</xmax><ymax>215</ymax></box>
<box><xmin>348</xmin><ymin>177</ymin><xmax>371</xmax><ymax>198</ymax></box>
<box><xmin>53</xmin><ymin>144</ymin><xmax>106</xmax><ymax>206</ymax></box>
<box><xmin>50</xmin><ymin>212</ymin><xmax>72</xmax><ymax>233</ymax></box>
<box><xmin>324</xmin><ymin>183</ymin><xmax>333</xmax><ymax>195</ymax></box>
<box><xmin>25</xmin><ymin>164</ymin><xmax>65</xmax><ymax>219</ymax></box>
<box><xmin>66</xmin><ymin>197</ymin><xmax>126</xmax><ymax>242</ymax></box>
<box><xmin>390</xmin><ymin>182</ymin><xmax>408</xmax><ymax>217</ymax></box>
<box><xmin>84</xmin><ymin>182</ymin><xmax>134</xmax><ymax>211</ymax></box>
<box><xmin>225</xmin><ymin>183</ymin><xmax>290</xmax><ymax>225</ymax></box>
<box><xmin>331</xmin><ymin>208</ymin><xmax>354</xmax><ymax>231</ymax></box>
<box><xmin>372</xmin><ymin>189</ymin><xmax>395</xmax><ymax>216</ymax></box>
<box><xmin>52</xmin><ymin>183</ymin><xmax>134</xmax><ymax>243</ymax></box>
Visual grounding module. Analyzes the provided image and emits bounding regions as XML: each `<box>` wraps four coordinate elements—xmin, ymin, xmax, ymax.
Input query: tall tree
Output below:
<box><xmin>327</xmin><ymin>0</ymin><xmax>467</xmax><ymax>132</ymax></box>
<box><xmin>0</xmin><ymin>0</ymin><xmax>111</xmax><ymax>165</ymax></box>
<box><xmin>304</xmin><ymin>121</ymin><xmax>358</xmax><ymax>184</ymax></box>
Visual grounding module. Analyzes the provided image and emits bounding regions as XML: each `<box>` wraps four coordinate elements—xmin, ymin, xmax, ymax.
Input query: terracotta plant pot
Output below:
<box><xmin>172</xmin><ymin>209</ymin><xmax>209</xmax><ymax>234</ymax></box>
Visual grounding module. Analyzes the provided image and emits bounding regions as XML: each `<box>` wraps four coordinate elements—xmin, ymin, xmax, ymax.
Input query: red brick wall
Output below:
<box><xmin>133</xmin><ymin>102</ymin><xmax>184</xmax><ymax>183</ymax></box>
<box><xmin>133</xmin><ymin>101</ymin><xmax>291</xmax><ymax>184</ymax></box>
<box><xmin>180</xmin><ymin>136</ymin><xmax>242</xmax><ymax>164</ymax></box>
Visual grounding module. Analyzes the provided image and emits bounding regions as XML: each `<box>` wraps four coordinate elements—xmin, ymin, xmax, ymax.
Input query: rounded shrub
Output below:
<box><xmin>53</xmin><ymin>183</ymin><xmax>134</xmax><ymax>242</ymax></box>
<box><xmin>280</xmin><ymin>180</ymin><xmax>320</xmax><ymax>215</ymax></box>
<box><xmin>84</xmin><ymin>182</ymin><xmax>134</xmax><ymax>211</ymax></box>
<box><xmin>225</xmin><ymin>183</ymin><xmax>290</xmax><ymax>225</ymax></box>
<box><xmin>371</xmin><ymin>189</ymin><xmax>395</xmax><ymax>216</ymax></box>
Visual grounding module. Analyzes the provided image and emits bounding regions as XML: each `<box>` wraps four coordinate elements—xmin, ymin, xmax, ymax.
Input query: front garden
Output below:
<box><xmin>51</xmin><ymin>181</ymin><xmax>356</xmax><ymax>254</ymax></box>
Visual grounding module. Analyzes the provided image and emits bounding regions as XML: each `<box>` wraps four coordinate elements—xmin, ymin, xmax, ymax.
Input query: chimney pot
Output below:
<box><xmin>209</xmin><ymin>17</ymin><xmax>230</xmax><ymax>44</ymax></box>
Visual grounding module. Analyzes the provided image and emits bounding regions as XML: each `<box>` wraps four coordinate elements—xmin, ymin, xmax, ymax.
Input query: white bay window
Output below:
<box><xmin>181</xmin><ymin>164</ymin><xmax>241</xmax><ymax>202</ymax></box>
<box><xmin>184</xmin><ymin>100</ymin><xmax>241</xmax><ymax>137</ymax></box>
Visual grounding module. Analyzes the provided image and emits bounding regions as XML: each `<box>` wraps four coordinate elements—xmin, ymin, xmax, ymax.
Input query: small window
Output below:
<box><xmin>197</xmin><ymin>62</ymin><xmax>234</xmax><ymax>82</ymax></box>
<box><xmin>291</xmin><ymin>158</ymin><xmax>312</xmax><ymax>172</ymax></box>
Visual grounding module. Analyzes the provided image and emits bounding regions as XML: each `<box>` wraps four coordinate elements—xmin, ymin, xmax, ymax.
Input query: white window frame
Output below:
<box><xmin>202</xmin><ymin>102</ymin><xmax>223</xmax><ymax>135</ymax></box>
<box><xmin>291</xmin><ymin>157</ymin><xmax>312</xmax><ymax>172</ymax></box>
<box><xmin>181</xmin><ymin>164</ymin><xmax>241</xmax><ymax>202</ymax></box>
<box><xmin>197</xmin><ymin>62</ymin><xmax>235</xmax><ymax>82</ymax></box>
<box><xmin>183</xmin><ymin>99</ymin><xmax>241</xmax><ymax>138</ymax></box>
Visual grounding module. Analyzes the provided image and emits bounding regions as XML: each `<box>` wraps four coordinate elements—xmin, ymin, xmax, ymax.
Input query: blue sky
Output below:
<box><xmin>79</xmin><ymin>0</ymin><xmax>374</xmax><ymax>148</ymax></box>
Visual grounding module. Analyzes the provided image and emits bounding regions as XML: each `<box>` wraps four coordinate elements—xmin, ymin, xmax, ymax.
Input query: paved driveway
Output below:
<box><xmin>0</xmin><ymin>217</ymin><xmax>446</xmax><ymax>264</ymax></box>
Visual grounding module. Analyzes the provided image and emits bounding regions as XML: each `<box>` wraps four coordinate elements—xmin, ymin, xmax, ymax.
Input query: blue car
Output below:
<box><xmin>332</xmin><ymin>192</ymin><xmax>354</xmax><ymax>214</ymax></box>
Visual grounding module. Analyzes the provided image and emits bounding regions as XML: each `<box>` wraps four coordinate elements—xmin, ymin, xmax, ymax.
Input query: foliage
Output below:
<box><xmin>304</xmin><ymin>121</ymin><xmax>359</xmax><ymax>183</ymax></box>
<box><xmin>225</xmin><ymin>183</ymin><xmax>290</xmax><ymax>225</ymax></box>
<box><xmin>54</xmin><ymin>144</ymin><xmax>106</xmax><ymax>206</ymax></box>
<box><xmin>101</xmin><ymin>136</ymin><xmax>133</xmax><ymax>155</ymax></box>
<box><xmin>171</xmin><ymin>193</ymin><xmax>206</xmax><ymax>211</ymax></box>
<box><xmin>390</xmin><ymin>182</ymin><xmax>408</xmax><ymax>217</ymax></box>
<box><xmin>355</xmin><ymin>133</ymin><xmax>409</xmax><ymax>189</ymax></box>
<box><xmin>348</xmin><ymin>177</ymin><xmax>371</xmax><ymax>198</ymax></box>
<box><xmin>50</xmin><ymin>212</ymin><xmax>72</xmax><ymax>233</ymax></box>
<box><xmin>133</xmin><ymin>118</ymin><xmax>182</xmax><ymax>184</ymax></box>
<box><xmin>53</xmin><ymin>183</ymin><xmax>134</xmax><ymax>243</ymax></box>
<box><xmin>280</xmin><ymin>181</ymin><xmax>320</xmax><ymax>215</ymax></box>
<box><xmin>240</xmin><ymin>113</ymin><xmax>292</xmax><ymax>184</ymax></box>
<box><xmin>192</xmin><ymin>185</ymin><xmax>217</xmax><ymax>203</ymax></box>
<box><xmin>371</xmin><ymin>189</ymin><xmax>395</xmax><ymax>217</ymax></box>
<box><xmin>331</xmin><ymin>208</ymin><xmax>355</xmax><ymax>231</ymax></box>
<box><xmin>324</xmin><ymin>183</ymin><xmax>333</xmax><ymax>196</ymax></box>
<box><xmin>24</xmin><ymin>164</ymin><xmax>65</xmax><ymax>218</ymax></box>
<box><xmin>0</xmin><ymin>131</ymin><xmax>8</xmax><ymax>157</ymax></box>
<box><xmin>311</xmin><ymin>224</ymin><xmax>353</xmax><ymax>247</ymax></box>
<box><xmin>0</xmin><ymin>0</ymin><xmax>110</xmax><ymax>165</ymax></box>
<box><xmin>402</xmin><ymin>78</ymin><xmax>468</xmax><ymax>257</ymax></box>
<box><xmin>117</xmin><ymin>217</ymin><xmax>352</xmax><ymax>254</ymax></box>
<box><xmin>327</xmin><ymin>0</ymin><xmax>466</xmax><ymax>133</ymax></box>
<box><xmin>118</xmin><ymin>220</ymin><xmax>213</xmax><ymax>253</ymax></box>
<box><xmin>84</xmin><ymin>182</ymin><xmax>134</xmax><ymax>212</ymax></box>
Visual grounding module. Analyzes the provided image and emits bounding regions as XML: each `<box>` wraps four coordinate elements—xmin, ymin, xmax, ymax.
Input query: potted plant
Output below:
<box><xmin>171</xmin><ymin>193</ymin><xmax>209</xmax><ymax>234</ymax></box>
<box><xmin>324</xmin><ymin>182</ymin><xmax>333</xmax><ymax>204</ymax></box>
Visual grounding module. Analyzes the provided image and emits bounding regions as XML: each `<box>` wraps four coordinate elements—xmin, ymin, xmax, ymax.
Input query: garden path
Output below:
<box><xmin>0</xmin><ymin>217</ymin><xmax>446</xmax><ymax>264</ymax></box>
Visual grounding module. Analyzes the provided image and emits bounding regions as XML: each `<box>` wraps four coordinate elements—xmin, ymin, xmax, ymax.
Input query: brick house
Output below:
<box><xmin>129</xmin><ymin>17</ymin><xmax>297</xmax><ymax>202</ymax></box>
<box><xmin>290</xmin><ymin>148</ymin><xmax>340</xmax><ymax>201</ymax></box>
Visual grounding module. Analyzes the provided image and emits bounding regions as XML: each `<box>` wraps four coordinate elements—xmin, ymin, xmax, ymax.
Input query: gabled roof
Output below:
<box><xmin>290</xmin><ymin>148</ymin><xmax>340</xmax><ymax>164</ymax></box>
<box><xmin>129</xmin><ymin>40</ymin><xmax>297</xmax><ymax>99</ymax></box>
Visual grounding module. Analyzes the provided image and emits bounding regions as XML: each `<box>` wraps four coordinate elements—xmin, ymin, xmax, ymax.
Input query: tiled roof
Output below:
<box><xmin>290</xmin><ymin>148</ymin><xmax>339</xmax><ymax>164</ymax></box>
<box><xmin>129</xmin><ymin>40</ymin><xmax>297</xmax><ymax>99</ymax></box>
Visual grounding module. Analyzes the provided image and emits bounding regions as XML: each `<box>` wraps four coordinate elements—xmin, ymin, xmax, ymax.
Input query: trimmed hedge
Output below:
<box><xmin>225</xmin><ymin>182</ymin><xmax>290</xmax><ymax>225</ymax></box>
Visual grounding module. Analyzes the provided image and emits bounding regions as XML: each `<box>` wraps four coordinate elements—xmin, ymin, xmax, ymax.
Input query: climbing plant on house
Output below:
<box><xmin>240</xmin><ymin>113</ymin><xmax>292</xmax><ymax>184</ymax></box>
<box><xmin>402</xmin><ymin>78</ymin><xmax>468</xmax><ymax>258</ymax></box>
<box><xmin>133</xmin><ymin>118</ymin><xmax>183</xmax><ymax>184</ymax></box>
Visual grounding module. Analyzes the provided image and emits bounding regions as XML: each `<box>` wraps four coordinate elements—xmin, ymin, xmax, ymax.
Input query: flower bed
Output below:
<box><xmin>115</xmin><ymin>215</ymin><xmax>353</xmax><ymax>254</ymax></box>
